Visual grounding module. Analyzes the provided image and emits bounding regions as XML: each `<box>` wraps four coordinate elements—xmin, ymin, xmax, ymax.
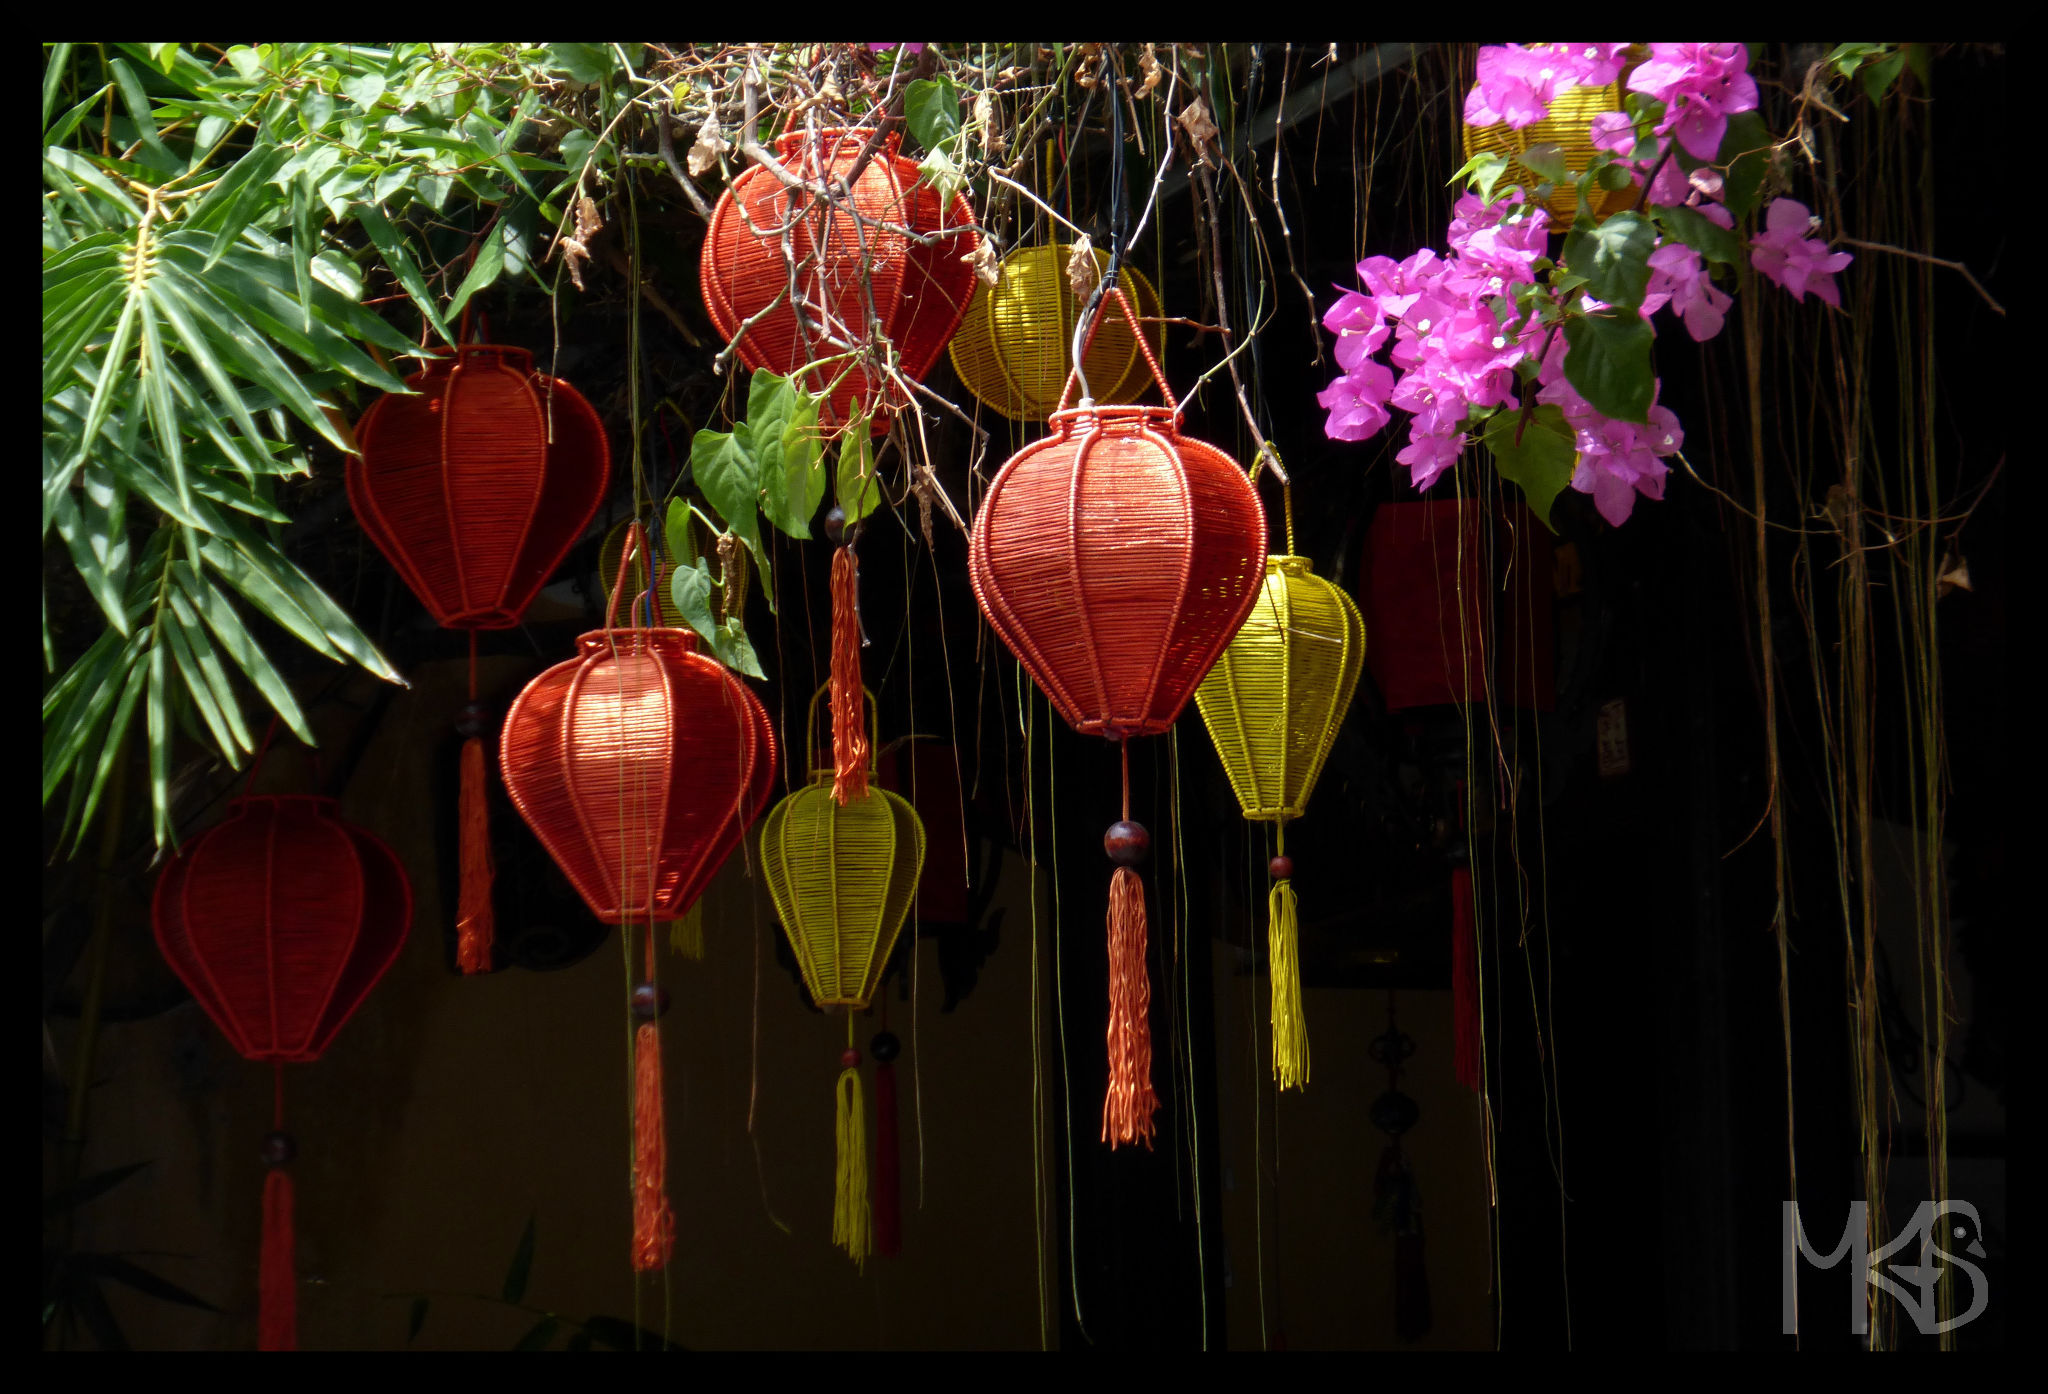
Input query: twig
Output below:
<box><xmin>1834</xmin><ymin>237</ymin><xmax>2005</xmax><ymax>316</ymax></box>
<box><xmin>652</xmin><ymin>96</ymin><xmax>716</xmax><ymax>220</ymax></box>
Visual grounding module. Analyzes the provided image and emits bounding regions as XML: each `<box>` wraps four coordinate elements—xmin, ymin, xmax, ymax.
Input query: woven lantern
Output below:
<box><xmin>350</xmin><ymin>339</ymin><xmax>611</xmax><ymax>975</ymax></box>
<box><xmin>500</xmin><ymin>523</ymin><xmax>776</xmax><ymax>1271</ymax></box>
<box><xmin>152</xmin><ymin>792</ymin><xmax>412</xmax><ymax>1351</ymax></box>
<box><xmin>1461</xmin><ymin>69</ymin><xmax>1637</xmax><ymax>230</ymax></box>
<box><xmin>700</xmin><ymin>127</ymin><xmax>978</xmax><ymax>430</ymax></box>
<box><xmin>969</xmin><ymin>289</ymin><xmax>1266</xmax><ymax>1149</ymax></box>
<box><xmin>1195</xmin><ymin>535</ymin><xmax>1366</xmax><ymax>1091</ymax></box>
<box><xmin>760</xmin><ymin>686</ymin><xmax>926</xmax><ymax>1266</ymax></box>
<box><xmin>947</xmin><ymin>243</ymin><xmax>1165</xmax><ymax>421</ymax></box>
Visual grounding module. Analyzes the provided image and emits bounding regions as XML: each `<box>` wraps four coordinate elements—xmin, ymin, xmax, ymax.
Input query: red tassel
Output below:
<box><xmin>455</xmin><ymin>735</ymin><xmax>495</xmax><ymax>974</ymax></box>
<box><xmin>829</xmin><ymin>546</ymin><xmax>869</xmax><ymax>805</ymax></box>
<box><xmin>631</xmin><ymin>1022</ymin><xmax>675</xmax><ymax>1272</ymax></box>
<box><xmin>1451</xmin><ymin>866</ymin><xmax>1480</xmax><ymax>1091</ymax></box>
<box><xmin>1101</xmin><ymin>867</ymin><xmax>1159</xmax><ymax>1148</ymax></box>
<box><xmin>874</xmin><ymin>1057</ymin><xmax>900</xmax><ymax>1257</ymax></box>
<box><xmin>258</xmin><ymin>1168</ymin><xmax>296</xmax><ymax>1351</ymax></box>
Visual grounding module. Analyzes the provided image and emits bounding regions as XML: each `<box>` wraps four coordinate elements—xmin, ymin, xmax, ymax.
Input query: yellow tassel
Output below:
<box><xmin>1269</xmin><ymin>878</ymin><xmax>1309</xmax><ymax>1091</ymax></box>
<box><xmin>665</xmin><ymin>901</ymin><xmax>705</xmax><ymax>959</ymax></box>
<box><xmin>833</xmin><ymin>1066</ymin><xmax>871</xmax><ymax>1268</ymax></box>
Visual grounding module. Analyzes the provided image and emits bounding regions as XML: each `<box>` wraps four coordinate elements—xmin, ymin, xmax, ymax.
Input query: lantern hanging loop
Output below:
<box><xmin>1059</xmin><ymin>287</ymin><xmax>1177</xmax><ymax>421</ymax></box>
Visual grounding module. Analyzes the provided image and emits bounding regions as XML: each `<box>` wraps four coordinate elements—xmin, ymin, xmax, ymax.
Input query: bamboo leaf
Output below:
<box><xmin>355</xmin><ymin>202</ymin><xmax>453</xmax><ymax>343</ymax></box>
<box><xmin>180</xmin><ymin>567</ymin><xmax>313</xmax><ymax>744</ymax></box>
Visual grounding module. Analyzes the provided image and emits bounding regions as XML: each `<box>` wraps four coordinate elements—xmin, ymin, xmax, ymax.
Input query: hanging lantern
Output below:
<box><xmin>350</xmin><ymin>339</ymin><xmax>611</xmax><ymax>976</ymax></box>
<box><xmin>152</xmin><ymin>791</ymin><xmax>412</xmax><ymax>1351</ymax></box>
<box><xmin>1195</xmin><ymin>531</ymin><xmax>1366</xmax><ymax>1092</ymax></box>
<box><xmin>499</xmin><ymin>524</ymin><xmax>776</xmax><ymax>1272</ymax></box>
<box><xmin>968</xmin><ymin>289</ymin><xmax>1266</xmax><ymax>1148</ymax></box>
<box><xmin>947</xmin><ymin>243</ymin><xmax>1165</xmax><ymax>421</ymax></box>
<box><xmin>1461</xmin><ymin>68</ymin><xmax>1638</xmax><ymax>231</ymax></box>
<box><xmin>700</xmin><ymin>127</ymin><xmax>979</xmax><ymax>430</ymax></box>
<box><xmin>759</xmin><ymin>686</ymin><xmax>926</xmax><ymax>1266</ymax></box>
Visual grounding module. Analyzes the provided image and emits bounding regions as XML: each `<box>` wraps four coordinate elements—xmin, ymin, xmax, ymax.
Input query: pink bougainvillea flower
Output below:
<box><xmin>1317</xmin><ymin>361</ymin><xmax>1397</xmax><ymax>442</ymax></box>
<box><xmin>1464</xmin><ymin>45</ymin><xmax>1567</xmax><ymax>129</ymax></box>
<box><xmin>1625</xmin><ymin>42</ymin><xmax>1759</xmax><ymax>160</ymax></box>
<box><xmin>866</xmin><ymin>43</ymin><xmax>928</xmax><ymax>55</ymax></box>
<box><xmin>1397</xmin><ymin>425</ymin><xmax>1467</xmax><ymax>492</ymax></box>
<box><xmin>1590</xmin><ymin>110</ymin><xmax>1639</xmax><ymax>154</ymax></box>
<box><xmin>1646</xmin><ymin>242</ymin><xmax>1732</xmax><ymax>341</ymax></box>
<box><xmin>1358</xmin><ymin>249</ymin><xmax>1441</xmax><ymax>319</ymax></box>
<box><xmin>1750</xmin><ymin>198</ymin><xmax>1854</xmax><ymax>307</ymax></box>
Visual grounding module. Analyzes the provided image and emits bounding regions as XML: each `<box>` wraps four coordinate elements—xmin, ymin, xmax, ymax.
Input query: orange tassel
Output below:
<box><xmin>631</xmin><ymin>1021</ymin><xmax>675</xmax><ymax>1272</ymax></box>
<box><xmin>456</xmin><ymin>735</ymin><xmax>495</xmax><ymax>974</ymax></box>
<box><xmin>1101</xmin><ymin>867</ymin><xmax>1159</xmax><ymax>1148</ymax></box>
<box><xmin>258</xmin><ymin>1168</ymin><xmax>296</xmax><ymax>1351</ymax></box>
<box><xmin>829</xmin><ymin>546</ymin><xmax>869</xmax><ymax>805</ymax></box>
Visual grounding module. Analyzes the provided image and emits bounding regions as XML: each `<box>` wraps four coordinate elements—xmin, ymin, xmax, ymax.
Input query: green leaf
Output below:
<box><xmin>513</xmin><ymin>1316</ymin><xmax>561</xmax><ymax>1351</ymax></box>
<box><xmin>501</xmin><ymin>1212</ymin><xmax>537</xmax><ymax>1305</ymax></box>
<box><xmin>290</xmin><ymin>173</ymin><xmax>319</xmax><ymax>333</ymax></box>
<box><xmin>712</xmin><ymin>618</ymin><xmax>767</xmax><ymax>680</ymax></box>
<box><xmin>1860</xmin><ymin>50</ymin><xmax>1906</xmax><ymax>104</ymax></box>
<box><xmin>1560</xmin><ymin>211</ymin><xmax>1655</xmax><ymax>311</ymax></box>
<box><xmin>354</xmin><ymin>202</ymin><xmax>453</xmax><ymax>343</ymax></box>
<box><xmin>1481</xmin><ymin>404</ymin><xmax>1577</xmax><ymax>530</ymax></box>
<box><xmin>145</xmin><ymin>639</ymin><xmax>171</xmax><ymax>843</ymax></box>
<box><xmin>42</xmin><ymin>43</ymin><xmax>74</xmax><ymax>130</ymax></box>
<box><xmin>836</xmin><ymin>414</ymin><xmax>881</xmax><ymax>525</ymax></box>
<box><xmin>1562</xmin><ymin>311</ymin><xmax>1655</xmax><ymax>424</ymax></box>
<box><xmin>42</xmin><ymin>1161</ymin><xmax>151</xmax><ymax>1218</ymax></box>
<box><xmin>918</xmin><ymin>143</ymin><xmax>967</xmax><ymax>205</ymax></box>
<box><xmin>406</xmin><ymin>1297</ymin><xmax>429</xmax><ymax>1343</ymax></box>
<box><xmin>446</xmin><ymin>223</ymin><xmax>506</xmax><ymax>320</ymax></box>
<box><xmin>668</xmin><ymin>557</ymin><xmax>721</xmax><ymax>650</ymax></box>
<box><xmin>664</xmin><ymin>497</ymin><xmax>698</xmax><ymax>570</ymax></box>
<box><xmin>342</xmin><ymin>71</ymin><xmax>387</xmax><ymax>109</ymax></box>
<box><xmin>544</xmin><ymin>44</ymin><xmax>614</xmax><ymax>86</ymax></box>
<box><xmin>1449</xmin><ymin>149</ymin><xmax>1512</xmax><ymax>206</ymax></box>
<box><xmin>689</xmin><ymin>426</ymin><xmax>771</xmax><ymax>608</ymax></box>
<box><xmin>179</xmin><ymin>565</ymin><xmax>313</xmax><ymax>744</ymax></box>
<box><xmin>1517</xmin><ymin>142</ymin><xmax>1568</xmax><ymax>185</ymax></box>
<box><xmin>70</xmin><ymin>1254</ymin><xmax>221</xmax><ymax>1313</ymax></box>
<box><xmin>761</xmin><ymin>386</ymin><xmax>823</xmax><ymax>539</ymax></box>
<box><xmin>1654</xmin><ymin>201</ymin><xmax>1746</xmax><ymax>267</ymax></box>
<box><xmin>1715</xmin><ymin>110</ymin><xmax>1774</xmax><ymax>222</ymax></box>
<box><xmin>904</xmin><ymin>75</ymin><xmax>960</xmax><ymax>154</ymax></box>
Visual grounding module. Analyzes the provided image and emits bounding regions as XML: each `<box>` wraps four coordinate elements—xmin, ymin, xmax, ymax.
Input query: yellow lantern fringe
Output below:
<box><xmin>834</xmin><ymin>1057</ymin><xmax>871</xmax><ymax>1268</ymax></box>
<box><xmin>1268</xmin><ymin>873</ymin><xmax>1308</xmax><ymax>1091</ymax></box>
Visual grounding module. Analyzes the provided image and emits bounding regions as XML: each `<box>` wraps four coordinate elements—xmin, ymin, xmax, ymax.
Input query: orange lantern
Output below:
<box><xmin>699</xmin><ymin>127</ymin><xmax>978</xmax><ymax>429</ymax></box>
<box><xmin>968</xmin><ymin>290</ymin><xmax>1267</xmax><ymax>1147</ymax></box>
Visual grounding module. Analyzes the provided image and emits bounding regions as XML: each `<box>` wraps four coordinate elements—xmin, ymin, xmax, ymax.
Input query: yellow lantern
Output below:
<box><xmin>1461</xmin><ymin>72</ymin><xmax>1639</xmax><ymax>231</ymax></box>
<box><xmin>1195</xmin><ymin>543</ymin><xmax>1366</xmax><ymax>1092</ymax></box>
<box><xmin>597</xmin><ymin>512</ymin><xmax>750</xmax><ymax>631</ymax></box>
<box><xmin>947</xmin><ymin>243</ymin><xmax>1165</xmax><ymax>421</ymax></box>
<box><xmin>759</xmin><ymin>686</ymin><xmax>925</xmax><ymax>1265</ymax></box>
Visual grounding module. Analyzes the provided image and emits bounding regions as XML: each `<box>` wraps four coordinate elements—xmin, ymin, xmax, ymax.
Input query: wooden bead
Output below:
<box><xmin>824</xmin><ymin>506</ymin><xmax>847</xmax><ymax>542</ymax></box>
<box><xmin>261</xmin><ymin>1130</ymin><xmax>297</xmax><ymax>1167</ymax></box>
<box><xmin>454</xmin><ymin>700</ymin><xmax>489</xmax><ymax>739</ymax></box>
<box><xmin>1269</xmin><ymin>855</ymin><xmax>1294</xmax><ymax>881</ymax></box>
<box><xmin>631</xmin><ymin>982</ymin><xmax>670</xmax><ymax>1020</ymax></box>
<box><xmin>870</xmin><ymin>1030</ymin><xmax>901</xmax><ymax>1064</ymax></box>
<box><xmin>840</xmin><ymin>1046</ymin><xmax>863</xmax><ymax>1069</ymax></box>
<box><xmin>1104</xmin><ymin>820</ymin><xmax>1150</xmax><ymax>866</ymax></box>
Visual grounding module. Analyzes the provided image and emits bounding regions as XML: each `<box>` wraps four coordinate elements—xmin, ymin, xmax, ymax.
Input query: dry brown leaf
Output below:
<box><xmin>1177</xmin><ymin>96</ymin><xmax>1218</xmax><ymax>163</ymax></box>
<box><xmin>1937</xmin><ymin>551</ymin><xmax>1972</xmax><ymax>598</ymax></box>
<box><xmin>966</xmin><ymin>238</ymin><xmax>1000</xmax><ymax>289</ymax></box>
<box><xmin>687</xmin><ymin>116</ymin><xmax>729</xmax><ymax>177</ymax></box>
<box><xmin>561</xmin><ymin>194</ymin><xmax>604</xmax><ymax>291</ymax></box>
<box><xmin>1066</xmin><ymin>235</ymin><xmax>1099</xmax><ymax>301</ymax></box>
<box><xmin>1137</xmin><ymin>44</ymin><xmax>1163</xmax><ymax>98</ymax></box>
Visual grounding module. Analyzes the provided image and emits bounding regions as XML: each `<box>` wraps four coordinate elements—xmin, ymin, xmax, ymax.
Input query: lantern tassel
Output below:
<box><xmin>1376</xmin><ymin>1142</ymin><xmax>1432</xmax><ymax>1341</ymax></box>
<box><xmin>631</xmin><ymin>1021</ymin><xmax>675</xmax><ymax>1272</ymax></box>
<box><xmin>258</xmin><ymin>1166</ymin><xmax>296</xmax><ymax>1350</ymax></box>
<box><xmin>874</xmin><ymin>1050</ymin><xmax>900</xmax><ymax>1257</ymax></box>
<box><xmin>1451</xmin><ymin>865</ymin><xmax>1481</xmax><ymax>1092</ymax></box>
<box><xmin>1102</xmin><ymin>866</ymin><xmax>1159</xmax><ymax>1148</ymax></box>
<box><xmin>666</xmin><ymin>901</ymin><xmax>705</xmax><ymax>960</ymax></box>
<box><xmin>834</xmin><ymin>1061</ymin><xmax>871</xmax><ymax>1267</ymax></box>
<box><xmin>456</xmin><ymin>635</ymin><xmax>494</xmax><ymax>975</ymax></box>
<box><xmin>1269</xmin><ymin>875</ymin><xmax>1309</xmax><ymax>1091</ymax></box>
<box><xmin>829</xmin><ymin>546</ymin><xmax>870</xmax><ymax>805</ymax></box>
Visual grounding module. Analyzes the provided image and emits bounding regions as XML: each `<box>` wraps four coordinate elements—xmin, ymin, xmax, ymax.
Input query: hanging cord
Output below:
<box><xmin>455</xmin><ymin>632</ymin><xmax>496</xmax><ymax>974</ymax></box>
<box><xmin>257</xmin><ymin>1062</ymin><xmax>297</xmax><ymax>1351</ymax></box>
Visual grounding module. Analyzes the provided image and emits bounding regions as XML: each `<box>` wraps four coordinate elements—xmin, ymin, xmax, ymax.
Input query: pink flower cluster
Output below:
<box><xmin>1533</xmin><ymin>335</ymin><xmax>1684</xmax><ymax>526</ymax></box>
<box><xmin>1464</xmin><ymin>43</ymin><xmax>1632</xmax><ymax>128</ymax></box>
<box><xmin>1749</xmin><ymin>198</ymin><xmax>1854</xmax><ymax>307</ymax></box>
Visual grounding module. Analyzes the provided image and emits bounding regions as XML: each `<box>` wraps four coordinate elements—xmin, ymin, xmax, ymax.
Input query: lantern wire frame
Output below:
<box><xmin>760</xmin><ymin>686</ymin><xmax>926</xmax><ymax>1010</ymax></box>
<box><xmin>947</xmin><ymin>243</ymin><xmax>1165</xmax><ymax>421</ymax></box>
<box><xmin>1460</xmin><ymin>74</ymin><xmax>1639</xmax><ymax>231</ymax></box>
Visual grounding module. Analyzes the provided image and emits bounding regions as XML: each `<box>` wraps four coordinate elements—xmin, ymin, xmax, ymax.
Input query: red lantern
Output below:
<box><xmin>700</xmin><ymin>128</ymin><xmax>978</xmax><ymax>429</ymax></box>
<box><xmin>349</xmin><ymin>340</ymin><xmax>611</xmax><ymax>974</ymax></box>
<box><xmin>968</xmin><ymin>290</ymin><xmax>1266</xmax><ymax>1148</ymax></box>
<box><xmin>152</xmin><ymin>792</ymin><xmax>413</xmax><ymax>1351</ymax></box>
<box><xmin>498</xmin><ymin>525</ymin><xmax>776</xmax><ymax>1273</ymax></box>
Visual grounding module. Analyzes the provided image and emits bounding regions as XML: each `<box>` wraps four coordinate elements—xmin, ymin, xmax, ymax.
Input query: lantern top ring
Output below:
<box><xmin>1046</xmin><ymin>402</ymin><xmax>1184</xmax><ymax>432</ymax></box>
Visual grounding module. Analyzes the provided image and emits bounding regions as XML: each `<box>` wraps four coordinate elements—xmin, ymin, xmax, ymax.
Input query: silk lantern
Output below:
<box><xmin>1195</xmin><ymin>505</ymin><xmax>1366</xmax><ymax>1091</ymax></box>
<box><xmin>499</xmin><ymin>524</ymin><xmax>776</xmax><ymax>1270</ymax></box>
<box><xmin>947</xmin><ymin>243</ymin><xmax>1165</xmax><ymax>421</ymax></box>
<box><xmin>152</xmin><ymin>789</ymin><xmax>412</xmax><ymax>1350</ymax></box>
<box><xmin>700</xmin><ymin>127</ymin><xmax>979</xmax><ymax>431</ymax></box>
<box><xmin>760</xmin><ymin>686</ymin><xmax>926</xmax><ymax>1265</ymax></box>
<box><xmin>968</xmin><ymin>288</ymin><xmax>1266</xmax><ymax>1148</ymax></box>
<box><xmin>350</xmin><ymin>338</ymin><xmax>611</xmax><ymax>975</ymax></box>
<box><xmin>1460</xmin><ymin>52</ymin><xmax>1638</xmax><ymax>231</ymax></box>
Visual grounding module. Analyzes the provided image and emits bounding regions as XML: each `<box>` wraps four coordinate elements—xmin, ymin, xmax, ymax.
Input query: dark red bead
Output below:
<box><xmin>1269</xmin><ymin>855</ymin><xmax>1294</xmax><ymax>881</ymax></box>
<box><xmin>824</xmin><ymin>507</ymin><xmax>847</xmax><ymax>542</ymax></box>
<box><xmin>840</xmin><ymin>1046</ymin><xmax>862</xmax><ymax>1069</ymax></box>
<box><xmin>1104</xmin><ymin>820</ymin><xmax>1150</xmax><ymax>866</ymax></box>
<box><xmin>631</xmin><ymin>982</ymin><xmax>670</xmax><ymax>1020</ymax></box>
<box><xmin>261</xmin><ymin>1130</ymin><xmax>297</xmax><ymax>1167</ymax></box>
<box><xmin>454</xmin><ymin>700</ymin><xmax>489</xmax><ymax>739</ymax></box>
